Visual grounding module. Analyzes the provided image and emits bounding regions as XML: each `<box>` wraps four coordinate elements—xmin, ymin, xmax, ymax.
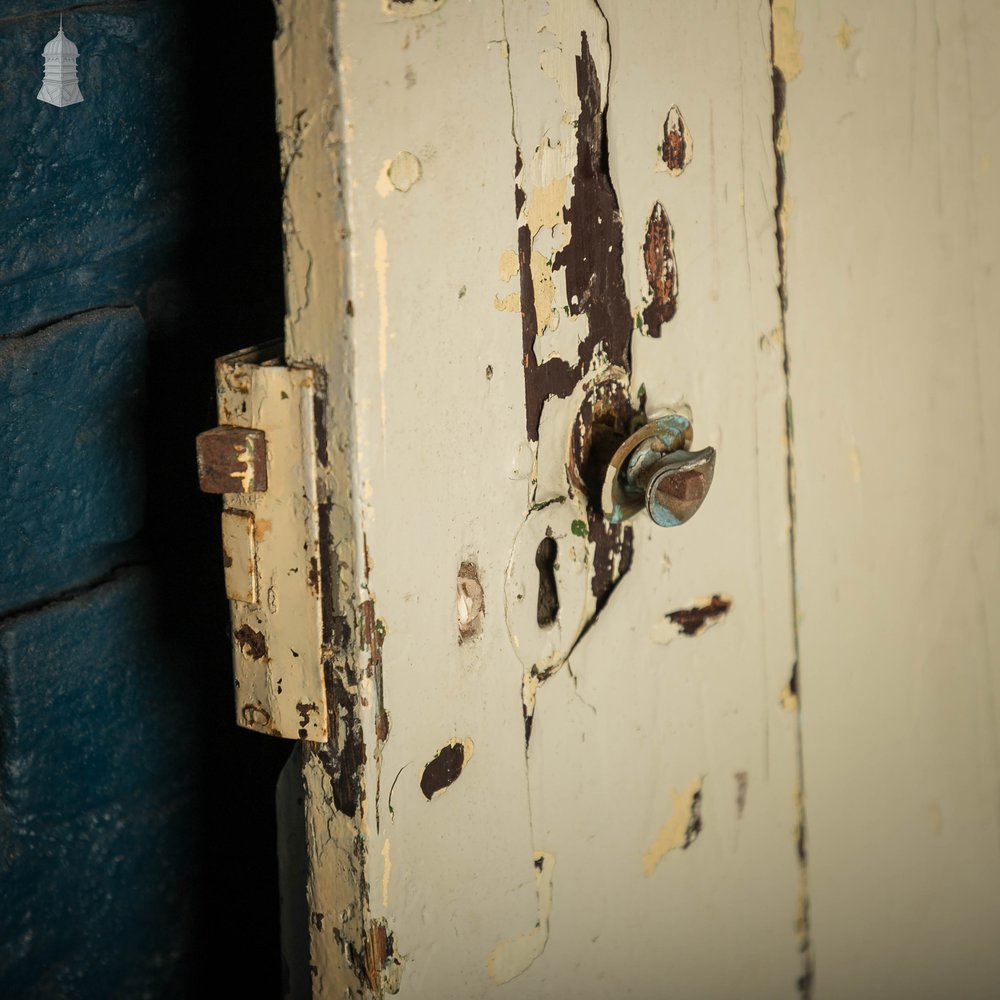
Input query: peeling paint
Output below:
<box><xmin>525</xmin><ymin>175</ymin><xmax>568</xmax><ymax>238</ymax></box>
<box><xmin>640</xmin><ymin>202</ymin><xmax>679</xmax><ymax>334</ymax></box>
<box><xmin>652</xmin><ymin>594</ymin><xmax>732</xmax><ymax>643</ymax></box>
<box><xmin>420</xmin><ymin>737</ymin><xmax>474</xmax><ymax>799</ymax></box>
<box><xmin>494</xmin><ymin>291</ymin><xmax>521</xmax><ymax>313</ymax></box>
<box><xmin>364</xmin><ymin>919</ymin><xmax>402</xmax><ymax>994</ymax></box>
<box><xmin>772</xmin><ymin>0</ymin><xmax>803</xmax><ymax>82</ymax></box>
<box><xmin>234</xmin><ymin>623</ymin><xmax>268</xmax><ymax>660</ymax></box>
<box><xmin>658</xmin><ymin>104</ymin><xmax>692</xmax><ymax>175</ymax></box>
<box><xmin>780</xmin><ymin>683</ymin><xmax>799</xmax><ymax>712</ymax></box>
<box><xmin>457</xmin><ymin>560</ymin><xmax>485</xmax><ymax>642</ymax></box>
<box><xmin>381</xmin><ymin>837</ymin><xmax>392</xmax><ymax>907</ymax></box>
<box><xmin>642</xmin><ymin>777</ymin><xmax>703</xmax><ymax>876</ymax></box>
<box><xmin>499</xmin><ymin>248</ymin><xmax>520</xmax><ymax>282</ymax></box>
<box><xmin>515</xmin><ymin>31</ymin><xmax>632</xmax><ymax>442</ymax></box>
<box><xmin>485</xmin><ymin>852</ymin><xmax>555</xmax><ymax>985</ymax></box>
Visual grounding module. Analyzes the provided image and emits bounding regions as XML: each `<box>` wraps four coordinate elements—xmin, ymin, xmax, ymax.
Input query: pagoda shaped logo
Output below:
<box><xmin>37</xmin><ymin>18</ymin><xmax>83</xmax><ymax>108</ymax></box>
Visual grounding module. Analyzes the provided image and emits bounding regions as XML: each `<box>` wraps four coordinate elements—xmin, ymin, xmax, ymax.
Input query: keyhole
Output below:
<box><xmin>535</xmin><ymin>535</ymin><xmax>559</xmax><ymax>629</ymax></box>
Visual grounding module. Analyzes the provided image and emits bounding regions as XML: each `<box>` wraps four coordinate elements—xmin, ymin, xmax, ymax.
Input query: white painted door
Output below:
<box><xmin>268</xmin><ymin>2</ymin><xmax>1000</xmax><ymax>997</ymax></box>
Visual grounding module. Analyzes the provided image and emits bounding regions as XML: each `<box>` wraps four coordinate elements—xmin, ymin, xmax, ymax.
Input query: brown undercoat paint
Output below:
<box><xmin>666</xmin><ymin>594</ymin><xmax>732</xmax><ymax>636</ymax></box>
<box><xmin>420</xmin><ymin>741</ymin><xmax>468</xmax><ymax>799</ymax></box>
<box><xmin>641</xmin><ymin>202</ymin><xmax>679</xmax><ymax>333</ymax></box>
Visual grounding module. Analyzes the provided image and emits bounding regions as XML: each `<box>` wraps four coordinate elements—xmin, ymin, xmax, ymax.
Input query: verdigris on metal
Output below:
<box><xmin>601</xmin><ymin>412</ymin><xmax>716</xmax><ymax>528</ymax></box>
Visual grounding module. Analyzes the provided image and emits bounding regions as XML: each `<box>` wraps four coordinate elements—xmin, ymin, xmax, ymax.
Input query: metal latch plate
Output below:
<box><xmin>213</xmin><ymin>342</ymin><xmax>327</xmax><ymax>741</ymax></box>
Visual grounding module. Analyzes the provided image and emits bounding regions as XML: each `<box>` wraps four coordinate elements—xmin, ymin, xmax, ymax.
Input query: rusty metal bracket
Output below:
<box><xmin>197</xmin><ymin>341</ymin><xmax>327</xmax><ymax>741</ymax></box>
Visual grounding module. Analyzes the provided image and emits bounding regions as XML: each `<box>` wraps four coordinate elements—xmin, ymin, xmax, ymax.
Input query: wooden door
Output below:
<box><xmin>265</xmin><ymin>2</ymin><xmax>1000</xmax><ymax>997</ymax></box>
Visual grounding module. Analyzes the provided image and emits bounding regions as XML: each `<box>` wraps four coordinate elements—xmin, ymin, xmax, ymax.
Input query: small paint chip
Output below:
<box><xmin>420</xmin><ymin>738</ymin><xmax>473</xmax><ymax>799</ymax></box>
<box><xmin>457</xmin><ymin>561</ymin><xmax>485</xmax><ymax>642</ymax></box>
<box><xmin>643</xmin><ymin>777</ymin><xmax>703</xmax><ymax>875</ymax></box>
<box><xmin>640</xmin><ymin>202</ymin><xmax>678</xmax><ymax>334</ymax></box>
<box><xmin>387</xmin><ymin>150</ymin><xmax>422</xmax><ymax>192</ymax></box>
<box><xmin>234</xmin><ymin>624</ymin><xmax>268</xmax><ymax>660</ymax></box>
<box><xmin>835</xmin><ymin>18</ymin><xmax>856</xmax><ymax>50</ymax></box>
<box><xmin>659</xmin><ymin>105</ymin><xmax>692</xmax><ymax>175</ymax></box>
<box><xmin>652</xmin><ymin>594</ymin><xmax>732</xmax><ymax>644</ymax></box>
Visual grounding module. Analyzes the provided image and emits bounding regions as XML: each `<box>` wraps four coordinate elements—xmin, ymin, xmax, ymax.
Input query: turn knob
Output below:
<box><xmin>601</xmin><ymin>413</ymin><xmax>716</xmax><ymax>527</ymax></box>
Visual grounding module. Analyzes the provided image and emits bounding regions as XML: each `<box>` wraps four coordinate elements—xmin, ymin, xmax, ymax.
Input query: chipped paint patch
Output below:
<box><xmin>363</xmin><ymin>918</ymin><xmax>403</xmax><ymax>994</ymax></box>
<box><xmin>525</xmin><ymin>174</ymin><xmax>568</xmax><ymax>238</ymax></box>
<box><xmin>486</xmin><ymin>852</ymin><xmax>555</xmax><ymax>984</ymax></box>
<box><xmin>643</xmin><ymin>777</ymin><xmax>703</xmax><ymax>876</ymax></box>
<box><xmin>387</xmin><ymin>150</ymin><xmax>422</xmax><ymax>192</ymax></box>
<box><xmin>499</xmin><ymin>248</ymin><xmax>520</xmax><ymax>282</ymax></box>
<box><xmin>420</xmin><ymin>737</ymin><xmax>474</xmax><ymax>799</ymax></box>
<box><xmin>529</xmin><ymin>251</ymin><xmax>558</xmax><ymax>338</ymax></box>
<box><xmin>780</xmin><ymin>683</ymin><xmax>799</xmax><ymax>712</ymax></box>
<box><xmin>652</xmin><ymin>594</ymin><xmax>732</xmax><ymax>643</ymax></box>
<box><xmin>657</xmin><ymin>105</ymin><xmax>692</xmax><ymax>175</ymax></box>
<box><xmin>772</xmin><ymin>0</ymin><xmax>803</xmax><ymax>81</ymax></box>
<box><xmin>235</xmin><ymin>623</ymin><xmax>268</xmax><ymax>660</ymax></box>
<box><xmin>640</xmin><ymin>202</ymin><xmax>679</xmax><ymax>334</ymax></box>
<box><xmin>457</xmin><ymin>560</ymin><xmax>485</xmax><ymax>642</ymax></box>
<box><xmin>494</xmin><ymin>291</ymin><xmax>521</xmax><ymax>313</ymax></box>
<box><xmin>381</xmin><ymin>838</ymin><xmax>392</xmax><ymax>907</ymax></box>
<box><xmin>835</xmin><ymin>19</ymin><xmax>856</xmax><ymax>50</ymax></box>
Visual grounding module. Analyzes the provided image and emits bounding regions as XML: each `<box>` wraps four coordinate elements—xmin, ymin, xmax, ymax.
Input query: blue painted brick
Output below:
<box><xmin>0</xmin><ymin>307</ymin><xmax>146</xmax><ymax>616</ymax></box>
<box><xmin>0</xmin><ymin>4</ymin><xmax>188</xmax><ymax>336</ymax></box>
<box><xmin>0</xmin><ymin>567</ymin><xmax>196</xmax><ymax>996</ymax></box>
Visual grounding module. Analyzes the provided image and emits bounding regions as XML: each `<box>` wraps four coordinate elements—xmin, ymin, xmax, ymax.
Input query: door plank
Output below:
<box><xmin>784</xmin><ymin>4</ymin><xmax>1000</xmax><ymax>997</ymax></box>
<box><xmin>277</xmin><ymin>2</ymin><xmax>803</xmax><ymax>995</ymax></box>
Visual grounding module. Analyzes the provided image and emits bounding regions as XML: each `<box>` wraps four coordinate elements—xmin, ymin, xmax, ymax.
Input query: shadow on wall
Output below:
<box><xmin>0</xmin><ymin>1</ymin><xmax>289</xmax><ymax>994</ymax></box>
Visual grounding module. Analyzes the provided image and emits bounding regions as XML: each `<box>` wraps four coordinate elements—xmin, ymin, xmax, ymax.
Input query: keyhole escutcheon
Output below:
<box><xmin>535</xmin><ymin>535</ymin><xmax>559</xmax><ymax>628</ymax></box>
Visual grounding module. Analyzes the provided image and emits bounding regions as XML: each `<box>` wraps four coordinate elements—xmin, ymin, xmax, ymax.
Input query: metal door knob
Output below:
<box><xmin>601</xmin><ymin>413</ymin><xmax>716</xmax><ymax>527</ymax></box>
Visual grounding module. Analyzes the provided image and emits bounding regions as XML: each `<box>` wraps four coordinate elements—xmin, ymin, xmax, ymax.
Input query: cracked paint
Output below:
<box><xmin>485</xmin><ymin>851</ymin><xmax>555</xmax><ymax>985</ymax></box>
